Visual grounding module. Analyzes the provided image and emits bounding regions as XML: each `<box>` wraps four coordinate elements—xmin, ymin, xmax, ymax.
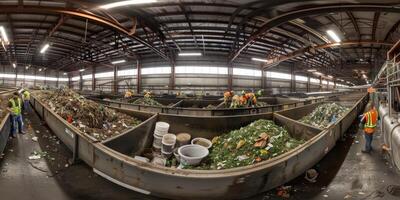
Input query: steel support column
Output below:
<box><xmin>56</xmin><ymin>70</ymin><xmax>59</xmax><ymax>88</ymax></box>
<box><xmin>113</xmin><ymin>65</ymin><xmax>118</xmax><ymax>94</ymax></box>
<box><xmin>228</xmin><ymin>62</ymin><xmax>233</xmax><ymax>91</ymax></box>
<box><xmin>307</xmin><ymin>76</ymin><xmax>310</xmax><ymax>93</ymax></box>
<box><xmin>33</xmin><ymin>68</ymin><xmax>36</xmax><ymax>87</ymax></box>
<box><xmin>169</xmin><ymin>61</ymin><xmax>175</xmax><ymax>91</ymax></box>
<box><xmin>319</xmin><ymin>76</ymin><xmax>322</xmax><ymax>92</ymax></box>
<box><xmin>261</xmin><ymin>70</ymin><xmax>266</xmax><ymax>90</ymax></box>
<box><xmin>136</xmin><ymin>60</ymin><xmax>141</xmax><ymax>94</ymax></box>
<box><xmin>92</xmin><ymin>67</ymin><xmax>96</xmax><ymax>91</ymax></box>
<box><xmin>79</xmin><ymin>72</ymin><xmax>83</xmax><ymax>91</ymax></box>
<box><xmin>290</xmin><ymin>65</ymin><xmax>295</xmax><ymax>93</ymax></box>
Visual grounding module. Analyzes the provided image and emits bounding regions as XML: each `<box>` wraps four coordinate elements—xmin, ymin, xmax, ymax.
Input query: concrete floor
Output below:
<box><xmin>0</xmin><ymin>105</ymin><xmax>399</xmax><ymax>200</ymax></box>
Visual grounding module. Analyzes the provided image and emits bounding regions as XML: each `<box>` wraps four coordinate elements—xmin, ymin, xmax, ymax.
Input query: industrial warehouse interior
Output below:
<box><xmin>0</xmin><ymin>0</ymin><xmax>400</xmax><ymax>200</ymax></box>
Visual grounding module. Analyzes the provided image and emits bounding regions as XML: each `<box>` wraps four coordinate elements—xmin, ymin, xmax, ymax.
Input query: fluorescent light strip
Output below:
<box><xmin>0</xmin><ymin>26</ymin><xmax>9</xmax><ymax>43</ymax></box>
<box><xmin>251</xmin><ymin>57</ymin><xmax>269</xmax><ymax>62</ymax></box>
<box><xmin>326</xmin><ymin>30</ymin><xmax>341</xmax><ymax>43</ymax></box>
<box><xmin>40</xmin><ymin>44</ymin><xmax>50</xmax><ymax>54</ymax></box>
<box><xmin>111</xmin><ymin>59</ymin><xmax>126</xmax><ymax>64</ymax></box>
<box><xmin>100</xmin><ymin>0</ymin><xmax>157</xmax><ymax>9</ymax></box>
<box><xmin>178</xmin><ymin>52</ymin><xmax>202</xmax><ymax>57</ymax></box>
<box><xmin>79</xmin><ymin>69</ymin><xmax>85</xmax><ymax>72</ymax></box>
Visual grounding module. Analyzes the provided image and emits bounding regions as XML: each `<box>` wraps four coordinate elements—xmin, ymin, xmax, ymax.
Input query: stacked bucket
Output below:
<box><xmin>152</xmin><ymin>122</ymin><xmax>170</xmax><ymax>150</ymax></box>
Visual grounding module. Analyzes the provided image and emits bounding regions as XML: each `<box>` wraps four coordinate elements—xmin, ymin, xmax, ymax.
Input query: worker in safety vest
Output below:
<box><xmin>7</xmin><ymin>92</ymin><xmax>25</xmax><ymax>137</ymax></box>
<box><xmin>22</xmin><ymin>89</ymin><xmax>30</xmax><ymax>114</ymax></box>
<box><xmin>360</xmin><ymin>104</ymin><xmax>378</xmax><ymax>153</ymax></box>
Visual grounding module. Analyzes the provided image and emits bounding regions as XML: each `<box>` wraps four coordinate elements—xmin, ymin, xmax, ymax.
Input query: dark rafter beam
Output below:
<box><xmin>372</xmin><ymin>12</ymin><xmax>380</xmax><ymax>40</ymax></box>
<box><xmin>384</xmin><ymin>19</ymin><xmax>400</xmax><ymax>41</ymax></box>
<box><xmin>229</xmin><ymin>5</ymin><xmax>400</xmax><ymax>62</ymax></box>
<box><xmin>0</xmin><ymin>5</ymin><xmax>170</xmax><ymax>61</ymax></box>
<box><xmin>260</xmin><ymin>40</ymin><xmax>393</xmax><ymax>69</ymax></box>
<box><xmin>179</xmin><ymin>1</ymin><xmax>198</xmax><ymax>47</ymax></box>
<box><xmin>346</xmin><ymin>11</ymin><xmax>361</xmax><ymax>40</ymax></box>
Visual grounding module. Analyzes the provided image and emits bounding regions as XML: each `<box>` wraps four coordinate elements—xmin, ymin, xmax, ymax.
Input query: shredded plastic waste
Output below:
<box><xmin>299</xmin><ymin>103</ymin><xmax>349</xmax><ymax>128</ymax></box>
<box><xmin>186</xmin><ymin>119</ymin><xmax>304</xmax><ymax>170</ymax></box>
<box><xmin>35</xmin><ymin>88</ymin><xmax>142</xmax><ymax>141</ymax></box>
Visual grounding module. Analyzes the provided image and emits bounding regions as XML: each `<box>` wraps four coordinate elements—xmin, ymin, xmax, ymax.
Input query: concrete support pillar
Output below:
<box><xmin>113</xmin><ymin>65</ymin><xmax>118</xmax><ymax>94</ymax></box>
<box><xmin>92</xmin><ymin>67</ymin><xmax>96</xmax><ymax>91</ymax></box>
<box><xmin>136</xmin><ymin>60</ymin><xmax>141</xmax><ymax>94</ymax></box>
<box><xmin>228</xmin><ymin>62</ymin><xmax>233</xmax><ymax>91</ymax></box>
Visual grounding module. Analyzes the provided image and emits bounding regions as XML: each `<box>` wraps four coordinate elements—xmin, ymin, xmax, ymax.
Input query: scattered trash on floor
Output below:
<box><xmin>322</xmin><ymin>194</ymin><xmax>328</xmax><ymax>198</ymax></box>
<box><xmin>276</xmin><ymin>186</ymin><xmax>292</xmax><ymax>198</ymax></box>
<box><xmin>355</xmin><ymin>140</ymin><xmax>359</xmax><ymax>144</ymax></box>
<box><xmin>387</xmin><ymin>185</ymin><xmax>400</xmax><ymax>196</ymax></box>
<box><xmin>31</xmin><ymin>136</ymin><xmax>38</xmax><ymax>142</ymax></box>
<box><xmin>304</xmin><ymin>168</ymin><xmax>319</xmax><ymax>183</ymax></box>
<box><xmin>344</xmin><ymin>194</ymin><xmax>352</xmax><ymax>199</ymax></box>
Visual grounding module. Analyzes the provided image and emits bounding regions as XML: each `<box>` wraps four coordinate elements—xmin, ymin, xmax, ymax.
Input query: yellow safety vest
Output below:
<box><xmin>9</xmin><ymin>98</ymin><xmax>21</xmax><ymax>115</ymax></box>
<box><xmin>23</xmin><ymin>91</ymin><xmax>30</xmax><ymax>100</ymax></box>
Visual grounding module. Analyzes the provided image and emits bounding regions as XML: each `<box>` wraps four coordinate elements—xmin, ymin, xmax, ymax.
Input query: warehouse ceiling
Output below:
<box><xmin>0</xmin><ymin>0</ymin><xmax>399</xmax><ymax>84</ymax></box>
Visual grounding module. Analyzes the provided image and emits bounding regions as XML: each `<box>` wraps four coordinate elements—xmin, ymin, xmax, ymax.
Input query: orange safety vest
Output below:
<box><xmin>363</xmin><ymin>109</ymin><xmax>378</xmax><ymax>134</ymax></box>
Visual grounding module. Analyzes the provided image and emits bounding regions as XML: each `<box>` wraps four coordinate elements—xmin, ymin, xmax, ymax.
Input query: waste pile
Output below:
<box><xmin>129</xmin><ymin>91</ymin><xmax>164</xmax><ymax>106</ymax></box>
<box><xmin>35</xmin><ymin>89</ymin><xmax>142</xmax><ymax>141</ymax></box>
<box><xmin>299</xmin><ymin>103</ymin><xmax>349</xmax><ymax>128</ymax></box>
<box><xmin>186</xmin><ymin>119</ymin><xmax>304</xmax><ymax>170</ymax></box>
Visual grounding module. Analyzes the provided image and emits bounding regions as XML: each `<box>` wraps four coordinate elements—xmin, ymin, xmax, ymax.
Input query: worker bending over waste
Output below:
<box><xmin>8</xmin><ymin>92</ymin><xmax>25</xmax><ymax>138</ymax></box>
<box><xmin>360</xmin><ymin>104</ymin><xmax>378</xmax><ymax>153</ymax></box>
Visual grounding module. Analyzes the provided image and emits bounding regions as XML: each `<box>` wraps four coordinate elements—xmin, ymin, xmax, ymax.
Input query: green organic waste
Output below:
<box><xmin>185</xmin><ymin>119</ymin><xmax>304</xmax><ymax>170</ymax></box>
<box><xmin>299</xmin><ymin>103</ymin><xmax>349</xmax><ymax>129</ymax></box>
<box><xmin>130</xmin><ymin>97</ymin><xmax>164</xmax><ymax>106</ymax></box>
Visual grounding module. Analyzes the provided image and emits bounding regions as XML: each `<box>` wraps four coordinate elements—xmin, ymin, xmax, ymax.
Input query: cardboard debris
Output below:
<box><xmin>35</xmin><ymin>89</ymin><xmax>142</xmax><ymax>141</ymax></box>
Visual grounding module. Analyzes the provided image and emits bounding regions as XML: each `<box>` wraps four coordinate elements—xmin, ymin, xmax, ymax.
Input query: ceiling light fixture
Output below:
<box><xmin>307</xmin><ymin>69</ymin><xmax>317</xmax><ymax>72</ymax></box>
<box><xmin>326</xmin><ymin>30</ymin><xmax>341</xmax><ymax>43</ymax></box>
<box><xmin>38</xmin><ymin>68</ymin><xmax>42</xmax><ymax>72</ymax></box>
<box><xmin>327</xmin><ymin>75</ymin><xmax>333</xmax><ymax>79</ymax></box>
<box><xmin>251</xmin><ymin>57</ymin><xmax>271</xmax><ymax>63</ymax></box>
<box><xmin>40</xmin><ymin>43</ymin><xmax>50</xmax><ymax>54</ymax></box>
<box><xmin>79</xmin><ymin>69</ymin><xmax>85</xmax><ymax>72</ymax></box>
<box><xmin>12</xmin><ymin>63</ymin><xmax>16</xmax><ymax>68</ymax></box>
<box><xmin>178</xmin><ymin>52</ymin><xmax>202</xmax><ymax>57</ymax></box>
<box><xmin>99</xmin><ymin>0</ymin><xmax>157</xmax><ymax>9</ymax></box>
<box><xmin>0</xmin><ymin>26</ymin><xmax>9</xmax><ymax>44</ymax></box>
<box><xmin>63</xmin><ymin>72</ymin><xmax>67</xmax><ymax>75</ymax></box>
<box><xmin>111</xmin><ymin>59</ymin><xmax>126</xmax><ymax>64</ymax></box>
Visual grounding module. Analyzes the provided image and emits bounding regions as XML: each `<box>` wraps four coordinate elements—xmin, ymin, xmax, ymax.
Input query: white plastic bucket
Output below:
<box><xmin>178</xmin><ymin>144</ymin><xmax>209</xmax><ymax>166</ymax></box>
<box><xmin>191</xmin><ymin>137</ymin><xmax>212</xmax><ymax>149</ymax></box>
<box><xmin>162</xmin><ymin>134</ymin><xmax>176</xmax><ymax>153</ymax></box>
<box><xmin>152</xmin><ymin>133</ymin><xmax>163</xmax><ymax>149</ymax></box>
<box><xmin>154</xmin><ymin>129</ymin><xmax>168</xmax><ymax>136</ymax></box>
<box><xmin>155</xmin><ymin>122</ymin><xmax>169</xmax><ymax>131</ymax></box>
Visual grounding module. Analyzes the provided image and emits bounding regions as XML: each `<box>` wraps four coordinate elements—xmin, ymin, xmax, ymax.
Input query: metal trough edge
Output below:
<box><xmin>29</xmin><ymin>92</ymin><xmax>368</xmax><ymax>200</ymax></box>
